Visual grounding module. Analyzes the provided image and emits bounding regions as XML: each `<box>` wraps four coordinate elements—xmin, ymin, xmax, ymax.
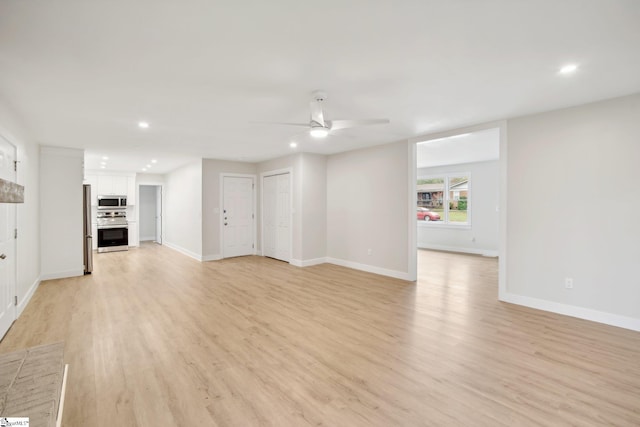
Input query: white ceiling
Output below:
<box><xmin>417</xmin><ymin>128</ymin><xmax>499</xmax><ymax>169</ymax></box>
<box><xmin>1</xmin><ymin>1</ymin><xmax>639</xmax><ymax>174</ymax></box>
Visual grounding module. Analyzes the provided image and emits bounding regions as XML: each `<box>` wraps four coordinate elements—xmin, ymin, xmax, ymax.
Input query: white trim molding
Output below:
<box><xmin>418</xmin><ymin>244</ymin><xmax>498</xmax><ymax>257</ymax></box>
<box><xmin>407</xmin><ymin>141</ymin><xmax>417</xmax><ymax>281</ymax></box>
<box><xmin>40</xmin><ymin>269</ymin><xmax>84</xmax><ymax>281</ymax></box>
<box><xmin>203</xmin><ymin>254</ymin><xmax>222</xmax><ymax>262</ymax></box>
<box><xmin>17</xmin><ymin>276</ymin><xmax>41</xmax><ymax>317</ymax></box>
<box><xmin>290</xmin><ymin>257</ymin><xmax>326</xmax><ymax>267</ymax></box>
<box><xmin>163</xmin><ymin>241</ymin><xmax>203</xmax><ymax>262</ymax></box>
<box><xmin>500</xmin><ymin>292</ymin><xmax>640</xmax><ymax>332</ymax></box>
<box><xmin>326</xmin><ymin>257</ymin><xmax>412</xmax><ymax>281</ymax></box>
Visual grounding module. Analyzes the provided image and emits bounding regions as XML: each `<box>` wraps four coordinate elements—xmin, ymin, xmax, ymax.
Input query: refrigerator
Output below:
<box><xmin>83</xmin><ymin>184</ymin><xmax>93</xmax><ymax>274</ymax></box>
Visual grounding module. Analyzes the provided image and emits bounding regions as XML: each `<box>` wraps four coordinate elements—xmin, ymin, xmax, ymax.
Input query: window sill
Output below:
<box><xmin>417</xmin><ymin>222</ymin><xmax>471</xmax><ymax>230</ymax></box>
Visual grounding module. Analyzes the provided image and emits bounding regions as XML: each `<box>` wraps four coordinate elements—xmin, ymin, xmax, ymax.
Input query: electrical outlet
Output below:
<box><xmin>367</xmin><ymin>249</ymin><xmax>372</xmax><ymax>256</ymax></box>
<box><xmin>565</xmin><ymin>278</ymin><xmax>574</xmax><ymax>289</ymax></box>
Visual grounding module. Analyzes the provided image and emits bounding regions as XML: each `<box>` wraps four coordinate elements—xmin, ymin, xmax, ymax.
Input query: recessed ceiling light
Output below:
<box><xmin>146</xmin><ymin>164</ymin><xmax>151</xmax><ymax>168</ymax></box>
<box><xmin>102</xmin><ymin>156</ymin><xmax>109</xmax><ymax>160</ymax></box>
<box><xmin>100</xmin><ymin>165</ymin><xmax>106</xmax><ymax>169</ymax></box>
<box><xmin>151</xmin><ymin>159</ymin><xmax>157</xmax><ymax>163</ymax></box>
<box><xmin>559</xmin><ymin>64</ymin><xmax>578</xmax><ymax>75</ymax></box>
<box><xmin>310</xmin><ymin>127</ymin><xmax>329</xmax><ymax>138</ymax></box>
<box><xmin>290</xmin><ymin>142</ymin><xmax>297</xmax><ymax>148</ymax></box>
<box><xmin>142</xmin><ymin>168</ymin><xmax>147</xmax><ymax>172</ymax></box>
<box><xmin>138</xmin><ymin>121</ymin><xmax>150</xmax><ymax>129</ymax></box>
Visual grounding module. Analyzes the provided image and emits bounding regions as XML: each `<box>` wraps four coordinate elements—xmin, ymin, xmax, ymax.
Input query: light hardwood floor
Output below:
<box><xmin>1</xmin><ymin>245</ymin><xmax>639</xmax><ymax>426</ymax></box>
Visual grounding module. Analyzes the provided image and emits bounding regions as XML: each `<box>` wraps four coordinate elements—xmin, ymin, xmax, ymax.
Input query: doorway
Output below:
<box><xmin>139</xmin><ymin>185</ymin><xmax>163</xmax><ymax>244</ymax></box>
<box><xmin>0</xmin><ymin>134</ymin><xmax>17</xmax><ymax>339</ymax></box>
<box><xmin>411</xmin><ymin>124</ymin><xmax>503</xmax><ymax>284</ymax></box>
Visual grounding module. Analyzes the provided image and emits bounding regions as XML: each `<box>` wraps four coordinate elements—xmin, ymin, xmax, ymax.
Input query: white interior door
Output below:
<box><xmin>263</xmin><ymin>175</ymin><xmax>277</xmax><ymax>258</ymax></box>
<box><xmin>0</xmin><ymin>135</ymin><xmax>17</xmax><ymax>338</ymax></box>
<box><xmin>223</xmin><ymin>176</ymin><xmax>254</xmax><ymax>258</ymax></box>
<box><xmin>262</xmin><ymin>172</ymin><xmax>290</xmax><ymax>262</ymax></box>
<box><xmin>155</xmin><ymin>186</ymin><xmax>162</xmax><ymax>244</ymax></box>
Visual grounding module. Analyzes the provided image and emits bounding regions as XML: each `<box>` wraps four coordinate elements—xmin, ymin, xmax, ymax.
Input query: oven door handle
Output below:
<box><xmin>97</xmin><ymin>225</ymin><xmax>129</xmax><ymax>229</ymax></box>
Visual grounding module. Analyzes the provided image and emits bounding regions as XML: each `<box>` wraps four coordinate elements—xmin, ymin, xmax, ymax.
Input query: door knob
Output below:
<box><xmin>0</xmin><ymin>254</ymin><xmax>6</xmax><ymax>259</ymax></box>
<box><xmin>224</xmin><ymin>223</ymin><xmax>228</xmax><ymax>226</ymax></box>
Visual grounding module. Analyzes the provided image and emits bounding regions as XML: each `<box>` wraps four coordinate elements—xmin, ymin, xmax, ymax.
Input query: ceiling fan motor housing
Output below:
<box><xmin>312</xmin><ymin>90</ymin><xmax>327</xmax><ymax>103</ymax></box>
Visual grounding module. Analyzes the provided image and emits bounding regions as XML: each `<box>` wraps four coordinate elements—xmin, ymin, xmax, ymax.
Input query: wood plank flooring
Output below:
<box><xmin>1</xmin><ymin>245</ymin><xmax>639</xmax><ymax>426</ymax></box>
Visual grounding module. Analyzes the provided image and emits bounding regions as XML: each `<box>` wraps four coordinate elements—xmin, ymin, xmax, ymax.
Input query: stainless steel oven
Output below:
<box><xmin>97</xmin><ymin>211</ymin><xmax>129</xmax><ymax>253</ymax></box>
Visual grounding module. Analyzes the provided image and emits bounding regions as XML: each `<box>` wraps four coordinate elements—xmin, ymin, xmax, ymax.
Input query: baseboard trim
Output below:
<box><xmin>418</xmin><ymin>244</ymin><xmax>499</xmax><ymax>257</ymax></box>
<box><xmin>163</xmin><ymin>241</ymin><xmax>203</xmax><ymax>262</ymax></box>
<box><xmin>17</xmin><ymin>276</ymin><xmax>41</xmax><ymax>317</ymax></box>
<box><xmin>40</xmin><ymin>269</ymin><xmax>84</xmax><ymax>281</ymax></box>
<box><xmin>290</xmin><ymin>257</ymin><xmax>326</xmax><ymax>267</ymax></box>
<box><xmin>203</xmin><ymin>254</ymin><xmax>222</xmax><ymax>262</ymax></box>
<box><xmin>500</xmin><ymin>292</ymin><xmax>640</xmax><ymax>332</ymax></box>
<box><xmin>325</xmin><ymin>257</ymin><xmax>412</xmax><ymax>281</ymax></box>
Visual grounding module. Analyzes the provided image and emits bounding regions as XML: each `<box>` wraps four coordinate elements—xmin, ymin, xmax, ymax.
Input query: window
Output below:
<box><xmin>417</xmin><ymin>174</ymin><xmax>470</xmax><ymax>226</ymax></box>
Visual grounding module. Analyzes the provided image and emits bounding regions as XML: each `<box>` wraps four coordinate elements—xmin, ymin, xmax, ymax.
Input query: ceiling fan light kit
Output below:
<box><xmin>257</xmin><ymin>90</ymin><xmax>390</xmax><ymax>141</ymax></box>
<box><xmin>310</xmin><ymin>127</ymin><xmax>329</xmax><ymax>138</ymax></box>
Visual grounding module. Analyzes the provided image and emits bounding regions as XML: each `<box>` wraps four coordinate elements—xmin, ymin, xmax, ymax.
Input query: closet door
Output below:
<box><xmin>263</xmin><ymin>173</ymin><xmax>290</xmax><ymax>262</ymax></box>
<box><xmin>263</xmin><ymin>175</ymin><xmax>277</xmax><ymax>259</ymax></box>
<box><xmin>275</xmin><ymin>173</ymin><xmax>290</xmax><ymax>262</ymax></box>
<box><xmin>0</xmin><ymin>135</ymin><xmax>17</xmax><ymax>339</ymax></box>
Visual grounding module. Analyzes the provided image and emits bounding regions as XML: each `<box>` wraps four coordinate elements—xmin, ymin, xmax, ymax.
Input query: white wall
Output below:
<box><xmin>0</xmin><ymin>102</ymin><xmax>40</xmax><ymax>314</ymax></box>
<box><xmin>417</xmin><ymin>160</ymin><xmax>499</xmax><ymax>256</ymax></box>
<box><xmin>139</xmin><ymin>186</ymin><xmax>157</xmax><ymax>241</ymax></box>
<box><xmin>136</xmin><ymin>173</ymin><xmax>165</xmax><ymax>186</ymax></box>
<box><xmin>326</xmin><ymin>141</ymin><xmax>410</xmax><ymax>279</ymax></box>
<box><xmin>202</xmin><ymin>159</ymin><xmax>257</xmax><ymax>260</ymax></box>
<box><xmin>164</xmin><ymin>161</ymin><xmax>203</xmax><ymax>260</ymax></box>
<box><xmin>40</xmin><ymin>146</ymin><xmax>84</xmax><ymax>279</ymax></box>
<box><xmin>505</xmin><ymin>93</ymin><xmax>640</xmax><ymax>330</ymax></box>
<box><xmin>300</xmin><ymin>154</ymin><xmax>327</xmax><ymax>263</ymax></box>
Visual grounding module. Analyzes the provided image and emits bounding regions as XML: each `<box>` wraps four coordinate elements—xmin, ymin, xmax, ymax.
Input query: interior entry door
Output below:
<box><xmin>0</xmin><ymin>135</ymin><xmax>17</xmax><ymax>339</ymax></box>
<box><xmin>222</xmin><ymin>176</ymin><xmax>254</xmax><ymax>258</ymax></box>
<box><xmin>262</xmin><ymin>173</ymin><xmax>290</xmax><ymax>262</ymax></box>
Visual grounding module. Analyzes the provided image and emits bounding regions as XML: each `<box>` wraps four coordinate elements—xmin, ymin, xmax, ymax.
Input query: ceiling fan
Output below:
<box><xmin>259</xmin><ymin>91</ymin><xmax>389</xmax><ymax>138</ymax></box>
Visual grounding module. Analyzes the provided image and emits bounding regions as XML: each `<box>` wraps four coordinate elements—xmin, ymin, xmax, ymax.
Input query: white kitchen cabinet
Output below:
<box><xmin>128</xmin><ymin>221</ymin><xmax>139</xmax><ymax>247</ymax></box>
<box><xmin>97</xmin><ymin>175</ymin><xmax>128</xmax><ymax>196</ymax></box>
<box><xmin>87</xmin><ymin>172</ymin><xmax>137</xmax><ymax>212</ymax></box>
<box><xmin>112</xmin><ymin>176</ymin><xmax>128</xmax><ymax>195</ymax></box>
<box><xmin>97</xmin><ymin>175</ymin><xmax>113</xmax><ymax>195</ymax></box>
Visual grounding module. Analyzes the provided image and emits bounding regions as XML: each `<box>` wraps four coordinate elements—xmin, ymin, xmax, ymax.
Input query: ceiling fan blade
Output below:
<box><xmin>328</xmin><ymin>119</ymin><xmax>390</xmax><ymax>131</ymax></box>
<box><xmin>250</xmin><ymin>121</ymin><xmax>310</xmax><ymax>127</ymax></box>
<box><xmin>310</xmin><ymin>100</ymin><xmax>326</xmax><ymax>127</ymax></box>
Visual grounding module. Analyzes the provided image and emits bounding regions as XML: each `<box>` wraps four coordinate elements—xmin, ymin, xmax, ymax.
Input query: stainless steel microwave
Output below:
<box><xmin>97</xmin><ymin>195</ymin><xmax>127</xmax><ymax>209</ymax></box>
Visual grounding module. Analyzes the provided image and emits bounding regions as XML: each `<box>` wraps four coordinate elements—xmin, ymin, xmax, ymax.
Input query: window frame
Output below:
<box><xmin>417</xmin><ymin>172</ymin><xmax>471</xmax><ymax>229</ymax></box>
